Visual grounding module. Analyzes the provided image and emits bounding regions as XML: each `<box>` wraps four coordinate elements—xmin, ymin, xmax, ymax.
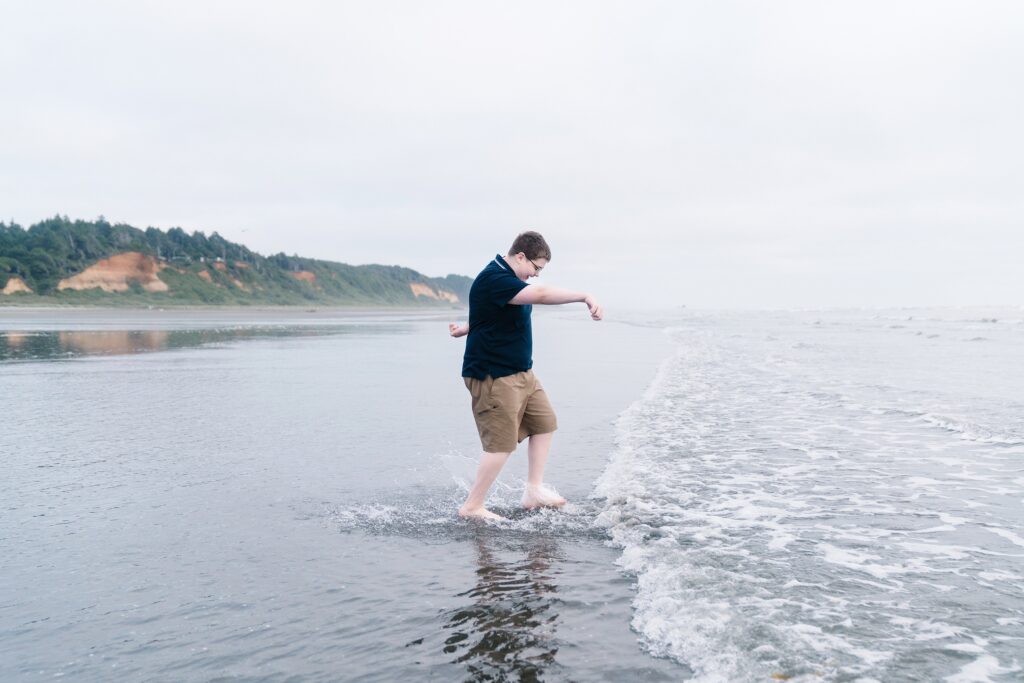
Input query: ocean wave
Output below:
<box><xmin>590</xmin><ymin>327</ymin><xmax>1024</xmax><ymax>682</ymax></box>
<box><xmin>588</xmin><ymin>348</ymin><xmax>845</xmax><ymax>681</ymax></box>
<box><xmin>877</xmin><ymin>409</ymin><xmax>1024</xmax><ymax>446</ymax></box>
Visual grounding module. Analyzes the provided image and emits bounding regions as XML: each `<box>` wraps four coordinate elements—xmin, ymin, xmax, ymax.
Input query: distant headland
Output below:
<box><xmin>0</xmin><ymin>216</ymin><xmax>470</xmax><ymax>307</ymax></box>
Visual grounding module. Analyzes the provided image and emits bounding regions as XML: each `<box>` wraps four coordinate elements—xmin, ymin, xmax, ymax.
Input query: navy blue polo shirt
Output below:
<box><xmin>461</xmin><ymin>254</ymin><xmax>532</xmax><ymax>380</ymax></box>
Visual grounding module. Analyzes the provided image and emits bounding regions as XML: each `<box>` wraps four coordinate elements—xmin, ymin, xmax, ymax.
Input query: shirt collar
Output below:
<box><xmin>493</xmin><ymin>253</ymin><xmax>510</xmax><ymax>271</ymax></box>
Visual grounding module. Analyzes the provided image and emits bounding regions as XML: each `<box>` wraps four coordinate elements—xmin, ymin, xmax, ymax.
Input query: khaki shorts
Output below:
<box><xmin>464</xmin><ymin>370</ymin><xmax>558</xmax><ymax>453</ymax></box>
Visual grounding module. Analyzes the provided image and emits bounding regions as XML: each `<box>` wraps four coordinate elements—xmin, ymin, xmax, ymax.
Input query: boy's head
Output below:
<box><xmin>508</xmin><ymin>231</ymin><xmax>551</xmax><ymax>261</ymax></box>
<box><xmin>507</xmin><ymin>231</ymin><xmax>551</xmax><ymax>280</ymax></box>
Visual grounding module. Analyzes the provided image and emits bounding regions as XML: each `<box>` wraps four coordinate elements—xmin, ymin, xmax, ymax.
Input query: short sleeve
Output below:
<box><xmin>487</xmin><ymin>270</ymin><xmax>528</xmax><ymax>307</ymax></box>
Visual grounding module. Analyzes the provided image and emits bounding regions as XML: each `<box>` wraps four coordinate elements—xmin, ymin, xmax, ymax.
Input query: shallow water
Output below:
<box><xmin>0</xmin><ymin>307</ymin><xmax>678</xmax><ymax>681</ymax></box>
<box><xmin>4</xmin><ymin>306</ymin><xmax>1022</xmax><ymax>682</ymax></box>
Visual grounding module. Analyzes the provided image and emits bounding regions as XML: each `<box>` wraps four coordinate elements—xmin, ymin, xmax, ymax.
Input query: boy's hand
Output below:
<box><xmin>584</xmin><ymin>296</ymin><xmax>603</xmax><ymax>321</ymax></box>
<box><xmin>449</xmin><ymin>322</ymin><xmax>469</xmax><ymax>338</ymax></box>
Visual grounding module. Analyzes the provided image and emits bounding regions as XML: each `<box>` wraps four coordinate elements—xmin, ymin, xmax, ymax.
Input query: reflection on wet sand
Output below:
<box><xmin>441</xmin><ymin>531</ymin><xmax>563</xmax><ymax>681</ymax></box>
<box><xmin>58</xmin><ymin>330</ymin><xmax>170</xmax><ymax>356</ymax></box>
<box><xmin>0</xmin><ymin>328</ymin><xmax>245</xmax><ymax>361</ymax></box>
<box><xmin>0</xmin><ymin>325</ymin><xmax>399</xmax><ymax>362</ymax></box>
<box><xmin>4</xmin><ymin>332</ymin><xmax>29</xmax><ymax>349</ymax></box>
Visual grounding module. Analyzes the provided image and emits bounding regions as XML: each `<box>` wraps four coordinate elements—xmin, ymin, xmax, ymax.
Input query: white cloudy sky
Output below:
<box><xmin>2</xmin><ymin>1</ymin><xmax>1022</xmax><ymax>309</ymax></box>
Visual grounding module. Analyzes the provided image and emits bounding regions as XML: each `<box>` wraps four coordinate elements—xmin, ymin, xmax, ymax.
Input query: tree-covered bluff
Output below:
<box><xmin>0</xmin><ymin>217</ymin><xmax>470</xmax><ymax>306</ymax></box>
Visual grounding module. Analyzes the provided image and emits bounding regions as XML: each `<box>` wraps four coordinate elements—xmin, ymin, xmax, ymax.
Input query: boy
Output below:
<box><xmin>449</xmin><ymin>231</ymin><xmax>602</xmax><ymax>520</ymax></box>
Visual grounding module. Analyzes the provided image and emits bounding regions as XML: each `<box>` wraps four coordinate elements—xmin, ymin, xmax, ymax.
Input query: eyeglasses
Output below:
<box><xmin>527</xmin><ymin>258</ymin><xmax>544</xmax><ymax>275</ymax></box>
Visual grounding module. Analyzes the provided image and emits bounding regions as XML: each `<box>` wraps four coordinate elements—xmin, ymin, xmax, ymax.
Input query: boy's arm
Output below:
<box><xmin>509</xmin><ymin>285</ymin><xmax>603</xmax><ymax>320</ymax></box>
<box><xmin>449</xmin><ymin>322</ymin><xmax>470</xmax><ymax>337</ymax></box>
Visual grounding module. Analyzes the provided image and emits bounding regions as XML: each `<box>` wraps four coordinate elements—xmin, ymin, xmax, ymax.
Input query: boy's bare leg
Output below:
<box><xmin>459</xmin><ymin>450</ymin><xmax>513</xmax><ymax>520</ymax></box>
<box><xmin>523</xmin><ymin>432</ymin><xmax>567</xmax><ymax>509</ymax></box>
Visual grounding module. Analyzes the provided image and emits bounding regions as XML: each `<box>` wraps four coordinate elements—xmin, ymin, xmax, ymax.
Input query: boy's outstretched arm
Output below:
<box><xmin>509</xmin><ymin>285</ymin><xmax>603</xmax><ymax>320</ymax></box>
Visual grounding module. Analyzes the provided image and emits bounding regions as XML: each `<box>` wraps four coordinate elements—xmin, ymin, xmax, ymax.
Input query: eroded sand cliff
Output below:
<box><xmin>410</xmin><ymin>282</ymin><xmax>459</xmax><ymax>302</ymax></box>
<box><xmin>58</xmin><ymin>252</ymin><xmax>169</xmax><ymax>293</ymax></box>
<box><xmin>1</xmin><ymin>277</ymin><xmax>33</xmax><ymax>295</ymax></box>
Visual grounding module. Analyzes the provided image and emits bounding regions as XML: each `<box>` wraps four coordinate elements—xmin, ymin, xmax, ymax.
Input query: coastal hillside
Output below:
<box><xmin>0</xmin><ymin>217</ymin><xmax>470</xmax><ymax>306</ymax></box>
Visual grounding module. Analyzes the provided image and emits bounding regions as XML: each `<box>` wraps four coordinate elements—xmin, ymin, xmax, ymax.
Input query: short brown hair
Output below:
<box><xmin>509</xmin><ymin>231</ymin><xmax>551</xmax><ymax>261</ymax></box>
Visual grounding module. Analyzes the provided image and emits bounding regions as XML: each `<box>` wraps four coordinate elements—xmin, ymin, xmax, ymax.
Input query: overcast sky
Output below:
<box><xmin>2</xmin><ymin>1</ymin><xmax>1022</xmax><ymax>309</ymax></box>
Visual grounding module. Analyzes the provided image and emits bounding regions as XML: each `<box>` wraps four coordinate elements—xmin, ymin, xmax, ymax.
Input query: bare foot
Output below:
<box><xmin>458</xmin><ymin>505</ymin><xmax>509</xmax><ymax>521</ymax></box>
<box><xmin>521</xmin><ymin>484</ymin><xmax>567</xmax><ymax>510</ymax></box>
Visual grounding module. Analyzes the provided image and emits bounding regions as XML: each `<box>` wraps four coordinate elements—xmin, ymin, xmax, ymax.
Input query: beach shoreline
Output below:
<box><xmin>0</xmin><ymin>305</ymin><xmax>467</xmax><ymax>331</ymax></box>
<box><xmin>0</xmin><ymin>302</ymin><xmax>465</xmax><ymax>312</ymax></box>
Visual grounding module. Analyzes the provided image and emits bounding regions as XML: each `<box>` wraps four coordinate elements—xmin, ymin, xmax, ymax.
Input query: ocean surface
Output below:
<box><xmin>2</xmin><ymin>306</ymin><xmax>1022</xmax><ymax>682</ymax></box>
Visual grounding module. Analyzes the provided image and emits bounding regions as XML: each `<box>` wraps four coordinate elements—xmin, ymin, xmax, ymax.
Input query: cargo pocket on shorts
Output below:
<box><xmin>473</xmin><ymin>377</ymin><xmax>499</xmax><ymax>415</ymax></box>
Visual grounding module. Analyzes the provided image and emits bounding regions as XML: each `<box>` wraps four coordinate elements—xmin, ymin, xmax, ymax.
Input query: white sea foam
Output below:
<box><xmin>592</xmin><ymin>310</ymin><xmax>1024</xmax><ymax>682</ymax></box>
<box><xmin>945</xmin><ymin>655</ymin><xmax>1021</xmax><ymax>683</ymax></box>
<box><xmin>819</xmin><ymin>543</ymin><xmax>910</xmax><ymax>580</ymax></box>
<box><xmin>919</xmin><ymin>413</ymin><xmax>1023</xmax><ymax>446</ymax></box>
<box><xmin>984</xmin><ymin>527</ymin><xmax>1024</xmax><ymax>550</ymax></box>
